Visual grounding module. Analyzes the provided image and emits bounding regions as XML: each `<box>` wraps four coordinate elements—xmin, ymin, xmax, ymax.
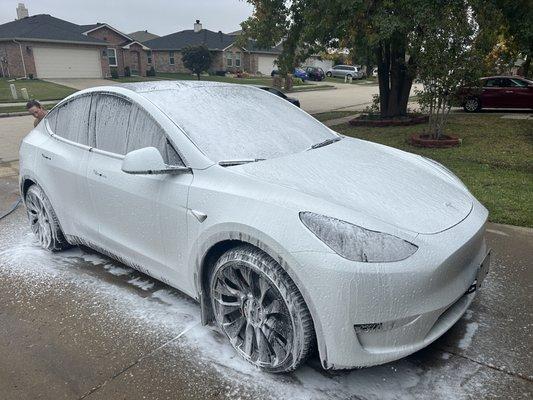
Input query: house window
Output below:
<box><xmin>235</xmin><ymin>52</ymin><xmax>241</xmax><ymax>68</ymax></box>
<box><xmin>226</xmin><ymin>52</ymin><xmax>233</xmax><ymax>67</ymax></box>
<box><xmin>147</xmin><ymin>50</ymin><xmax>152</xmax><ymax>64</ymax></box>
<box><xmin>107</xmin><ymin>48</ymin><xmax>117</xmax><ymax>67</ymax></box>
<box><xmin>169</xmin><ymin>51</ymin><xmax>175</xmax><ymax>65</ymax></box>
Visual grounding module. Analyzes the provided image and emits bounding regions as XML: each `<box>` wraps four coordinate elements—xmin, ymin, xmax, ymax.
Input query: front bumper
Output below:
<box><xmin>289</xmin><ymin>201</ymin><xmax>489</xmax><ymax>369</ymax></box>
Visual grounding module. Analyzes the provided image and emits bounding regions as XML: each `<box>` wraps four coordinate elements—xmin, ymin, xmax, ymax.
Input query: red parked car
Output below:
<box><xmin>460</xmin><ymin>76</ymin><xmax>533</xmax><ymax>112</ymax></box>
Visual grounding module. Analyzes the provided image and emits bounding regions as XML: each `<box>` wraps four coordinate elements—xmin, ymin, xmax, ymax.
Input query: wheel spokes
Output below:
<box><xmin>213</xmin><ymin>262</ymin><xmax>294</xmax><ymax>368</ymax></box>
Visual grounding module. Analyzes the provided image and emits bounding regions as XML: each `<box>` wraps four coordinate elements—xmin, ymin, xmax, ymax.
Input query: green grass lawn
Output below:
<box><xmin>313</xmin><ymin>111</ymin><xmax>358</xmax><ymax>122</ymax></box>
<box><xmin>324</xmin><ymin>76</ymin><xmax>377</xmax><ymax>85</ymax></box>
<box><xmin>150</xmin><ymin>72</ymin><xmax>276</xmax><ymax>86</ymax></box>
<box><xmin>333</xmin><ymin>113</ymin><xmax>533</xmax><ymax>227</ymax></box>
<box><xmin>0</xmin><ymin>78</ymin><xmax>75</xmax><ymax>103</ymax></box>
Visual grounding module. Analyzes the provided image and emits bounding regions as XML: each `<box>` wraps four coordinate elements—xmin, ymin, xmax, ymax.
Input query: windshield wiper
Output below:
<box><xmin>218</xmin><ymin>158</ymin><xmax>265</xmax><ymax>167</ymax></box>
<box><xmin>309</xmin><ymin>137</ymin><xmax>341</xmax><ymax>150</ymax></box>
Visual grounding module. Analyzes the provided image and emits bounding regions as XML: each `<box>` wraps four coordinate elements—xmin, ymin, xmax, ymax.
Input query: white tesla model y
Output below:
<box><xmin>19</xmin><ymin>81</ymin><xmax>491</xmax><ymax>372</ymax></box>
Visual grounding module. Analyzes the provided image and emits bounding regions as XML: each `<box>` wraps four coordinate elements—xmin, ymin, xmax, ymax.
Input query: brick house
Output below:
<box><xmin>0</xmin><ymin>8</ymin><xmax>150</xmax><ymax>79</ymax></box>
<box><xmin>144</xmin><ymin>20</ymin><xmax>282</xmax><ymax>75</ymax></box>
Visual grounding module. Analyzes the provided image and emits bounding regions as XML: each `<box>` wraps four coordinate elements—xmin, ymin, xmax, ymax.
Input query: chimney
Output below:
<box><xmin>194</xmin><ymin>19</ymin><xmax>202</xmax><ymax>33</ymax></box>
<box><xmin>218</xmin><ymin>30</ymin><xmax>223</xmax><ymax>42</ymax></box>
<box><xmin>16</xmin><ymin>3</ymin><xmax>29</xmax><ymax>19</ymax></box>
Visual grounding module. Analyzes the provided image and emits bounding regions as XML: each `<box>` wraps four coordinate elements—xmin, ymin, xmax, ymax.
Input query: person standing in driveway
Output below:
<box><xmin>26</xmin><ymin>100</ymin><xmax>47</xmax><ymax>127</ymax></box>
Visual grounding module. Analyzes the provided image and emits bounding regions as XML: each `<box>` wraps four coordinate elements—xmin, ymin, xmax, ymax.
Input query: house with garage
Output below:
<box><xmin>0</xmin><ymin>4</ymin><xmax>150</xmax><ymax>79</ymax></box>
<box><xmin>144</xmin><ymin>20</ymin><xmax>282</xmax><ymax>75</ymax></box>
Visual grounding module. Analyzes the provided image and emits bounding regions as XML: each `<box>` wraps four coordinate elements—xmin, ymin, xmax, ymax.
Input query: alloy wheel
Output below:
<box><xmin>26</xmin><ymin>191</ymin><xmax>53</xmax><ymax>248</ymax></box>
<box><xmin>465</xmin><ymin>98</ymin><xmax>479</xmax><ymax>112</ymax></box>
<box><xmin>211</xmin><ymin>262</ymin><xmax>293</xmax><ymax>368</ymax></box>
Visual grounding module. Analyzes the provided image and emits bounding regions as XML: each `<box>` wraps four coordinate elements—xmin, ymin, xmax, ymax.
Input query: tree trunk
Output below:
<box><xmin>196</xmin><ymin>72</ymin><xmax>201</xmax><ymax>80</ymax></box>
<box><xmin>376</xmin><ymin>36</ymin><xmax>414</xmax><ymax>118</ymax></box>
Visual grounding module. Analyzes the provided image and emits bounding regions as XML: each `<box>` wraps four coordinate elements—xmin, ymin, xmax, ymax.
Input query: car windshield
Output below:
<box><xmin>143</xmin><ymin>86</ymin><xmax>336</xmax><ymax>163</ymax></box>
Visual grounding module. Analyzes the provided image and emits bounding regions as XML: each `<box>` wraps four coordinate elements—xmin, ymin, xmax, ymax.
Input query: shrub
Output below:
<box><xmin>110</xmin><ymin>67</ymin><xmax>119</xmax><ymax>79</ymax></box>
<box><xmin>146</xmin><ymin>66</ymin><xmax>156</xmax><ymax>77</ymax></box>
<box><xmin>124</xmin><ymin>66</ymin><xmax>131</xmax><ymax>77</ymax></box>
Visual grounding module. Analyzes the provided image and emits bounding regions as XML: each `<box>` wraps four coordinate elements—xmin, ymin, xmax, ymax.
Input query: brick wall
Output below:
<box><xmin>152</xmin><ymin>50</ymin><xmax>187</xmax><ymax>73</ymax></box>
<box><xmin>86</xmin><ymin>26</ymin><xmax>149</xmax><ymax>77</ymax></box>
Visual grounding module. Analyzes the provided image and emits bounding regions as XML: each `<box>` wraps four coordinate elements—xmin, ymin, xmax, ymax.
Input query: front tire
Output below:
<box><xmin>209</xmin><ymin>245</ymin><xmax>315</xmax><ymax>373</ymax></box>
<box><xmin>326</xmin><ymin>72</ymin><xmax>332</xmax><ymax>77</ymax></box>
<box><xmin>25</xmin><ymin>184</ymin><xmax>69</xmax><ymax>251</ymax></box>
<box><xmin>463</xmin><ymin>96</ymin><xmax>481</xmax><ymax>112</ymax></box>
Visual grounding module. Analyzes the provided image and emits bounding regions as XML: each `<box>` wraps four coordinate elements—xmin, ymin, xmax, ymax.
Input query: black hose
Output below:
<box><xmin>0</xmin><ymin>197</ymin><xmax>22</xmax><ymax>220</ymax></box>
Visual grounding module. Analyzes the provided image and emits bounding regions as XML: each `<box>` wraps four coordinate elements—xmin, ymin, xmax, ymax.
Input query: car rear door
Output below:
<box><xmin>86</xmin><ymin>93</ymin><xmax>193</xmax><ymax>284</ymax></box>
<box><xmin>38</xmin><ymin>94</ymin><xmax>96</xmax><ymax>241</ymax></box>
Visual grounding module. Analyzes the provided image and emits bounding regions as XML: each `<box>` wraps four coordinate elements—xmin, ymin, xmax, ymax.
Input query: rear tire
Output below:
<box><xmin>326</xmin><ymin>72</ymin><xmax>332</xmax><ymax>77</ymax></box>
<box><xmin>463</xmin><ymin>97</ymin><xmax>481</xmax><ymax>112</ymax></box>
<box><xmin>25</xmin><ymin>184</ymin><xmax>69</xmax><ymax>251</ymax></box>
<box><xmin>209</xmin><ymin>245</ymin><xmax>315</xmax><ymax>373</ymax></box>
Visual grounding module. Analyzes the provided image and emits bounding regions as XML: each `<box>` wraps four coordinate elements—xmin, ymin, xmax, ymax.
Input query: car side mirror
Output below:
<box><xmin>121</xmin><ymin>147</ymin><xmax>190</xmax><ymax>175</ymax></box>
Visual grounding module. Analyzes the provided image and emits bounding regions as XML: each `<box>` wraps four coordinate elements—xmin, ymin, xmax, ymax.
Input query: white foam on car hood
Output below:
<box><xmin>235</xmin><ymin>137</ymin><xmax>473</xmax><ymax>234</ymax></box>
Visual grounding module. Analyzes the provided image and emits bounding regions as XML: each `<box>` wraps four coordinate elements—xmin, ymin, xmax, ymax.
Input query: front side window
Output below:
<box><xmin>143</xmin><ymin>86</ymin><xmax>336</xmax><ymax>162</ymax></box>
<box><xmin>47</xmin><ymin>95</ymin><xmax>94</xmax><ymax>146</ymax></box>
<box><xmin>226</xmin><ymin>52</ymin><xmax>233</xmax><ymax>67</ymax></box>
<box><xmin>127</xmin><ymin>105</ymin><xmax>184</xmax><ymax>165</ymax></box>
<box><xmin>94</xmin><ymin>94</ymin><xmax>132</xmax><ymax>154</ymax></box>
<box><xmin>107</xmin><ymin>48</ymin><xmax>117</xmax><ymax>67</ymax></box>
<box><xmin>92</xmin><ymin>94</ymin><xmax>183</xmax><ymax>165</ymax></box>
<box><xmin>235</xmin><ymin>52</ymin><xmax>241</xmax><ymax>67</ymax></box>
<box><xmin>169</xmin><ymin>51</ymin><xmax>175</xmax><ymax>65</ymax></box>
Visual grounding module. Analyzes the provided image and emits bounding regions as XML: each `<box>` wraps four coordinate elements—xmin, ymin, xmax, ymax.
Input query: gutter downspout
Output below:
<box><xmin>13</xmin><ymin>39</ymin><xmax>27</xmax><ymax>78</ymax></box>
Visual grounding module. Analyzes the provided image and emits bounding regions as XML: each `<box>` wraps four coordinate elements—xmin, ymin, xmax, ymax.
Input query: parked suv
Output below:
<box><xmin>326</xmin><ymin>65</ymin><xmax>363</xmax><ymax>79</ymax></box>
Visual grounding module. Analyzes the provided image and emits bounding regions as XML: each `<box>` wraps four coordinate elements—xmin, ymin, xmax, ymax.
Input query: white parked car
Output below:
<box><xmin>19</xmin><ymin>81</ymin><xmax>490</xmax><ymax>373</ymax></box>
<box><xmin>326</xmin><ymin>65</ymin><xmax>364</xmax><ymax>79</ymax></box>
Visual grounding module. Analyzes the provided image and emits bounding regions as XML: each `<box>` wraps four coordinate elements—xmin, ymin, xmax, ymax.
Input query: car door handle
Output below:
<box><xmin>504</xmin><ymin>90</ymin><xmax>514</xmax><ymax>93</ymax></box>
<box><xmin>93</xmin><ymin>169</ymin><xmax>106</xmax><ymax>178</ymax></box>
<box><xmin>41</xmin><ymin>153</ymin><xmax>51</xmax><ymax>160</ymax></box>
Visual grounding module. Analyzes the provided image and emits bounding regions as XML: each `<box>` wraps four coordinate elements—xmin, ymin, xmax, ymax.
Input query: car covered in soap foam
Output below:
<box><xmin>19</xmin><ymin>81</ymin><xmax>490</xmax><ymax>372</ymax></box>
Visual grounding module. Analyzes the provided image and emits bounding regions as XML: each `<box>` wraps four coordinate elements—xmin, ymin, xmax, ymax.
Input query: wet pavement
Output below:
<box><xmin>0</xmin><ymin>171</ymin><xmax>532</xmax><ymax>400</ymax></box>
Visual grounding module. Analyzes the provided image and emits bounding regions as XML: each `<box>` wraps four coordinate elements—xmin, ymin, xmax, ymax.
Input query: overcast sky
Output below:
<box><xmin>0</xmin><ymin>0</ymin><xmax>254</xmax><ymax>35</ymax></box>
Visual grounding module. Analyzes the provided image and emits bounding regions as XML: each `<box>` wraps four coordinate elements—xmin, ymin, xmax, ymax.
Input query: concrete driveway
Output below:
<box><xmin>44</xmin><ymin>78</ymin><xmax>118</xmax><ymax>91</ymax></box>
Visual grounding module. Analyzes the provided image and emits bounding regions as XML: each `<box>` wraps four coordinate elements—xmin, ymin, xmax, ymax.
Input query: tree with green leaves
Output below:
<box><xmin>182</xmin><ymin>45</ymin><xmax>213</xmax><ymax>80</ymax></box>
<box><xmin>241</xmin><ymin>0</ymin><xmax>501</xmax><ymax>119</ymax></box>
<box><xmin>414</xmin><ymin>1</ymin><xmax>484</xmax><ymax>139</ymax></box>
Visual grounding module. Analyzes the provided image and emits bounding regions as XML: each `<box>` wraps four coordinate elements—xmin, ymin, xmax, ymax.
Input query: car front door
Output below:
<box><xmin>504</xmin><ymin>78</ymin><xmax>533</xmax><ymax>108</ymax></box>
<box><xmin>86</xmin><ymin>94</ymin><xmax>193</xmax><ymax>285</ymax></box>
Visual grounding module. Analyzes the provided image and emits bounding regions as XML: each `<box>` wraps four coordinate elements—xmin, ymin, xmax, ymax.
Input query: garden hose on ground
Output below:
<box><xmin>0</xmin><ymin>197</ymin><xmax>22</xmax><ymax>220</ymax></box>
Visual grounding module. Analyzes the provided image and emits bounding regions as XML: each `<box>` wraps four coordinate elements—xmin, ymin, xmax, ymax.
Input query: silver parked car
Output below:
<box><xmin>326</xmin><ymin>65</ymin><xmax>363</xmax><ymax>79</ymax></box>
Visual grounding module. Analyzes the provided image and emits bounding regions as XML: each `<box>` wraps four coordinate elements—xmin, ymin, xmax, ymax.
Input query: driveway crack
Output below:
<box><xmin>440</xmin><ymin>347</ymin><xmax>532</xmax><ymax>382</ymax></box>
<box><xmin>78</xmin><ymin>322</ymin><xmax>200</xmax><ymax>399</ymax></box>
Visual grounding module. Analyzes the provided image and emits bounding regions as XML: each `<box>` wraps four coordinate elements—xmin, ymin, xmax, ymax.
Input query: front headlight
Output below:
<box><xmin>299</xmin><ymin>212</ymin><xmax>418</xmax><ymax>263</ymax></box>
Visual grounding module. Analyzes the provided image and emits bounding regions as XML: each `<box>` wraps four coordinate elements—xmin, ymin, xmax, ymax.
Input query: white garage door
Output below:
<box><xmin>257</xmin><ymin>55</ymin><xmax>277</xmax><ymax>75</ymax></box>
<box><xmin>33</xmin><ymin>47</ymin><xmax>102</xmax><ymax>78</ymax></box>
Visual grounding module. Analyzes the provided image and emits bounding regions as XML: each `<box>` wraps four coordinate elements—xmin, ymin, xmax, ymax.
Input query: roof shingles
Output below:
<box><xmin>0</xmin><ymin>14</ymin><xmax>108</xmax><ymax>45</ymax></box>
